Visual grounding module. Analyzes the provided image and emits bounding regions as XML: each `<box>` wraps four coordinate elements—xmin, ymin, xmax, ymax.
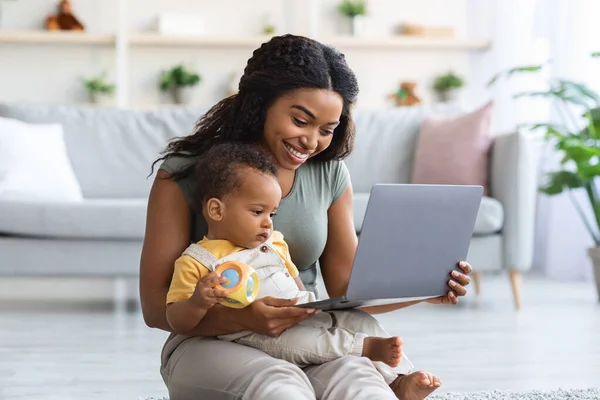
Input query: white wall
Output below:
<box><xmin>0</xmin><ymin>0</ymin><xmax>486</xmax><ymax>109</ymax></box>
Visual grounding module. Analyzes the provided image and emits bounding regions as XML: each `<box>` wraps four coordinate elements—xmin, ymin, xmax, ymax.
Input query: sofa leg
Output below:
<box><xmin>113</xmin><ymin>277</ymin><xmax>128</xmax><ymax>314</ymax></box>
<box><xmin>473</xmin><ymin>272</ymin><xmax>481</xmax><ymax>296</ymax></box>
<box><xmin>508</xmin><ymin>271</ymin><xmax>522</xmax><ymax>310</ymax></box>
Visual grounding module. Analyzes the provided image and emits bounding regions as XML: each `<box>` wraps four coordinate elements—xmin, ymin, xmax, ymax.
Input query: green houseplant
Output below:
<box><xmin>488</xmin><ymin>52</ymin><xmax>600</xmax><ymax>300</ymax></box>
<box><xmin>159</xmin><ymin>64</ymin><xmax>201</xmax><ymax>105</ymax></box>
<box><xmin>338</xmin><ymin>0</ymin><xmax>367</xmax><ymax>36</ymax></box>
<box><xmin>82</xmin><ymin>71</ymin><xmax>115</xmax><ymax>105</ymax></box>
<box><xmin>433</xmin><ymin>70</ymin><xmax>465</xmax><ymax>102</ymax></box>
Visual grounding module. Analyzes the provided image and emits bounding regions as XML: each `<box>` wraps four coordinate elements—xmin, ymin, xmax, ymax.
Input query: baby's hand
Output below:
<box><xmin>190</xmin><ymin>272</ymin><xmax>229</xmax><ymax>309</ymax></box>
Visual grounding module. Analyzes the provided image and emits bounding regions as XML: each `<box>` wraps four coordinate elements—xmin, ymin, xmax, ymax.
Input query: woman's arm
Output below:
<box><xmin>359</xmin><ymin>300</ymin><xmax>426</xmax><ymax>314</ymax></box>
<box><xmin>140</xmin><ymin>170</ymin><xmax>315</xmax><ymax>336</ymax></box>
<box><xmin>319</xmin><ymin>185</ymin><xmax>358</xmax><ymax>298</ymax></box>
<box><xmin>139</xmin><ymin>170</ymin><xmax>191</xmax><ymax>330</ymax></box>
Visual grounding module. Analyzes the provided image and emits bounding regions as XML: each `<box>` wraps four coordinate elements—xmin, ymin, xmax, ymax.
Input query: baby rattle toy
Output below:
<box><xmin>215</xmin><ymin>261</ymin><xmax>259</xmax><ymax>308</ymax></box>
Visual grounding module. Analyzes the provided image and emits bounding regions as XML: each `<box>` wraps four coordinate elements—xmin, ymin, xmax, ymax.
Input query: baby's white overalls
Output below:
<box><xmin>183</xmin><ymin>237</ymin><xmax>414</xmax><ymax>383</ymax></box>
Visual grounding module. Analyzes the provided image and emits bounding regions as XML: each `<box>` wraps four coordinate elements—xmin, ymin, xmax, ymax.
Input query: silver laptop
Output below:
<box><xmin>297</xmin><ymin>184</ymin><xmax>483</xmax><ymax>311</ymax></box>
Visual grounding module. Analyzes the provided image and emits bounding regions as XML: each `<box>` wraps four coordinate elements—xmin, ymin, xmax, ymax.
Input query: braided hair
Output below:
<box><xmin>153</xmin><ymin>34</ymin><xmax>359</xmax><ymax>179</ymax></box>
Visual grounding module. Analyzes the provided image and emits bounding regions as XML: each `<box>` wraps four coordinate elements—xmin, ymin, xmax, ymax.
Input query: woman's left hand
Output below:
<box><xmin>426</xmin><ymin>261</ymin><xmax>472</xmax><ymax>305</ymax></box>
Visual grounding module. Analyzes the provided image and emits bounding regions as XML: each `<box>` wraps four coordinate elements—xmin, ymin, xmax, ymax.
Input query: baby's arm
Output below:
<box><xmin>167</xmin><ymin>272</ymin><xmax>229</xmax><ymax>333</ymax></box>
<box><xmin>165</xmin><ymin>255</ymin><xmax>228</xmax><ymax>334</ymax></box>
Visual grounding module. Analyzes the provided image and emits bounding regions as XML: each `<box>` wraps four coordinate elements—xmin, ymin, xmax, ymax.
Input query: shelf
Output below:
<box><xmin>0</xmin><ymin>30</ymin><xmax>115</xmax><ymax>45</ymax></box>
<box><xmin>130</xmin><ymin>34</ymin><xmax>275</xmax><ymax>47</ymax></box>
<box><xmin>325</xmin><ymin>36</ymin><xmax>491</xmax><ymax>51</ymax></box>
<box><xmin>131</xmin><ymin>34</ymin><xmax>490</xmax><ymax>51</ymax></box>
<box><xmin>0</xmin><ymin>31</ymin><xmax>490</xmax><ymax>51</ymax></box>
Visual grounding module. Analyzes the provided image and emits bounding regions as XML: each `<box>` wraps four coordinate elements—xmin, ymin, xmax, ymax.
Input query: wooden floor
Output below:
<box><xmin>1</xmin><ymin>274</ymin><xmax>599</xmax><ymax>399</ymax></box>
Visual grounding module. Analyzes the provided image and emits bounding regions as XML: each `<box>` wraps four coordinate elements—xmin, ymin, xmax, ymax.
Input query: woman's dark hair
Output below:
<box><xmin>153</xmin><ymin>34</ymin><xmax>359</xmax><ymax>179</ymax></box>
<box><xmin>193</xmin><ymin>141</ymin><xmax>278</xmax><ymax>212</ymax></box>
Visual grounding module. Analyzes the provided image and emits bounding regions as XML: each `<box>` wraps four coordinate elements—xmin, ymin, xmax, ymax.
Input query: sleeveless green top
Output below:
<box><xmin>160</xmin><ymin>156</ymin><xmax>350</xmax><ymax>292</ymax></box>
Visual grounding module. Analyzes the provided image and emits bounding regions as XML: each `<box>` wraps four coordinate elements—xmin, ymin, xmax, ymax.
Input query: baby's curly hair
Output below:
<box><xmin>194</xmin><ymin>142</ymin><xmax>278</xmax><ymax>211</ymax></box>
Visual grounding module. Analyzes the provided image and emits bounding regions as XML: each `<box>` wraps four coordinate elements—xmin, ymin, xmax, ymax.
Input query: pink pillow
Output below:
<box><xmin>411</xmin><ymin>102</ymin><xmax>494</xmax><ymax>194</ymax></box>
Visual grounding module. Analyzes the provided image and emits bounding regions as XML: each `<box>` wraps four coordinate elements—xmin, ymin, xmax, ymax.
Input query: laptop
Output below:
<box><xmin>297</xmin><ymin>184</ymin><xmax>483</xmax><ymax>311</ymax></box>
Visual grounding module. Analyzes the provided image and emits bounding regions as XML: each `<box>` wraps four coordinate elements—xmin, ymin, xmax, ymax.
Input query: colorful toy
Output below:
<box><xmin>215</xmin><ymin>261</ymin><xmax>259</xmax><ymax>308</ymax></box>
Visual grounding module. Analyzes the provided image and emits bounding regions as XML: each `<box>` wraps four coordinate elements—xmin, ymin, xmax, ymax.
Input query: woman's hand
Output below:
<box><xmin>426</xmin><ymin>261</ymin><xmax>472</xmax><ymax>305</ymax></box>
<box><xmin>243</xmin><ymin>297</ymin><xmax>318</xmax><ymax>337</ymax></box>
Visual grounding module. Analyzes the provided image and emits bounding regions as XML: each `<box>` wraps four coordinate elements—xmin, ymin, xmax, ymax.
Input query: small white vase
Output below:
<box><xmin>89</xmin><ymin>92</ymin><xmax>113</xmax><ymax>106</ymax></box>
<box><xmin>172</xmin><ymin>86</ymin><xmax>196</xmax><ymax>105</ymax></box>
<box><xmin>350</xmin><ymin>16</ymin><xmax>366</xmax><ymax>37</ymax></box>
<box><xmin>438</xmin><ymin>89</ymin><xmax>459</xmax><ymax>103</ymax></box>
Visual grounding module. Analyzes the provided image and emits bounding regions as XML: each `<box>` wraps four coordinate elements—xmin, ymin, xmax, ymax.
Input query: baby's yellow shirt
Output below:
<box><xmin>167</xmin><ymin>231</ymin><xmax>299</xmax><ymax>304</ymax></box>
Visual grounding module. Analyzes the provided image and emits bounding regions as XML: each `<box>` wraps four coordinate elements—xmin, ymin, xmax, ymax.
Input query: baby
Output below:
<box><xmin>166</xmin><ymin>142</ymin><xmax>413</xmax><ymax>382</ymax></box>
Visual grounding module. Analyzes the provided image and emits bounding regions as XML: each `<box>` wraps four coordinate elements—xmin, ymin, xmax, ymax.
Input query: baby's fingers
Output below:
<box><xmin>200</xmin><ymin>272</ymin><xmax>227</xmax><ymax>287</ymax></box>
<box><xmin>207</xmin><ymin>288</ymin><xmax>230</xmax><ymax>300</ymax></box>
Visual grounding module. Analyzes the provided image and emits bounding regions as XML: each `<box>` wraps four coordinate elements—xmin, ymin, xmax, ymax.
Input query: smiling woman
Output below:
<box><xmin>140</xmin><ymin>34</ymin><xmax>472</xmax><ymax>400</ymax></box>
<box><xmin>263</xmin><ymin>90</ymin><xmax>343</xmax><ymax>172</ymax></box>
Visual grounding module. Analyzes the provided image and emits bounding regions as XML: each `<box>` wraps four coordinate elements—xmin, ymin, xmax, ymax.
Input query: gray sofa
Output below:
<box><xmin>0</xmin><ymin>102</ymin><xmax>538</xmax><ymax>308</ymax></box>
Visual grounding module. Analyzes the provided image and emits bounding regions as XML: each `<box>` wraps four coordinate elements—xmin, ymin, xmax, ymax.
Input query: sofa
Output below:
<box><xmin>0</xmin><ymin>102</ymin><xmax>538</xmax><ymax>308</ymax></box>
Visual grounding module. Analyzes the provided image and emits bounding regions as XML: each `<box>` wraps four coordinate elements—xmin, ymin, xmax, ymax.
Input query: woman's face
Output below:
<box><xmin>263</xmin><ymin>89</ymin><xmax>344</xmax><ymax>171</ymax></box>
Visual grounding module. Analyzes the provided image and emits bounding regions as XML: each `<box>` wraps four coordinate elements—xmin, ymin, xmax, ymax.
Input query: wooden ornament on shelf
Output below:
<box><xmin>45</xmin><ymin>0</ymin><xmax>85</xmax><ymax>31</ymax></box>
<box><xmin>399</xmin><ymin>23</ymin><xmax>454</xmax><ymax>38</ymax></box>
<box><xmin>388</xmin><ymin>81</ymin><xmax>421</xmax><ymax>107</ymax></box>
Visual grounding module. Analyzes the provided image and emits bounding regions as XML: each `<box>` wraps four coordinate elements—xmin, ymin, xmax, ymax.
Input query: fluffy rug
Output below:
<box><xmin>146</xmin><ymin>388</ymin><xmax>600</xmax><ymax>399</ymax></box>
<box><xmin>428</xmin><ymin>388</ymin><xmax>600</xmax><ymax>399</ymax></box>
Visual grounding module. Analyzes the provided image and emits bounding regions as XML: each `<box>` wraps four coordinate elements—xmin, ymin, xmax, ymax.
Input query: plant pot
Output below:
<box><xmin>587</xmin><ymin>247</ymin><xmax>600</xmax><ymax>302</ymax></box>
<box><xmin>172</xmin><ymin>86</ymin><xmax>196</xmax><ymax>105</ymax></box>
<box><xmin>437</xmin><ymin>89</ymin><xmax>459</xmax><ymax>103</ymax></box>
<box><xmin>89</xmin><ymin>92</ymin><xmax>113</xmax><ymax>106</ymax></box>
<box><xmin>349</xmin><ymin>16</ymin><xmax>366</xmax><ymax>37</ymax></box>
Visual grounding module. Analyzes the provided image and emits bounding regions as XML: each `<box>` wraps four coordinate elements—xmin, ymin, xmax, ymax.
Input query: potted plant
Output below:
<box><xmin>159</xmin><ymin>64</ymin><xmax>201</xmax><ymax>105</ymax></box>
<box><xmin>262</xmin><ymin>14</ymin><xmax>276</xmax><ymax>35</ymax></box>
<box><xmin>338</xmin><ymin>0</ymin><xmax>367</xmax><ymax>37</ymax></box>
<box><xmin>82</xmin><ymin>71</ymin><xmax>115</xmax><ymax>105</ymax></box>
<box><xmin>433</xmin><ymin>70</ymin><xmax>465</xmax><ymax>102</ymax></box>
<box><xmin>488</xmin><ymin>52</ymin><xmax>600</xmax><ymax>301</ymax></box>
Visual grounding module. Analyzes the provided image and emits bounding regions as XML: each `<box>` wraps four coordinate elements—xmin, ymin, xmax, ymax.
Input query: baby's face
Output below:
<box><xmin>220</xmin><ymin>169</ymin><xmax>282</xmax><ymax>249</ymax></box>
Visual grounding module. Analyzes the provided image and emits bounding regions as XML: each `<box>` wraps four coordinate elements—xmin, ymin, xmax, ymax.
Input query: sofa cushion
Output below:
<box><xmin>347</xmin><ymin>104</ymin><xmax>467</xmax><ymax>193</ymax></box>
<box><xmin>353</xmin><ymin>193</ymin><xmax>503</xmax><ymax>235</ymax></box>
<box><xmin>0</xmin><ymin>117</ymin><xmax>83</xmax><ymax>202</ymax></box>
<box><xmin>0</xmin><ymin>103</ymin><xmax>207</xmax><ymax>199</ymax></box>
<box><xmin>0</xmin><ymin>199</ymin><xmax>146</xmax><ymax>240</ymax></box>
<box><xmin>411</xmin><ymin>102</ymin><xmax>494</xmax><ymax>194</ymax></box>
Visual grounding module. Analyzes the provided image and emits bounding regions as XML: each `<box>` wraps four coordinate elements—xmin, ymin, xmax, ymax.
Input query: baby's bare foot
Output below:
<box><xmin>390</xmin><ymin>371</ymin><xmax>442</xmax><ymax>400</ymax></box>
<box><xmin>362</xmin><ymin>336</ymin><xmax>403</xmax><ymax>367</ymax></box>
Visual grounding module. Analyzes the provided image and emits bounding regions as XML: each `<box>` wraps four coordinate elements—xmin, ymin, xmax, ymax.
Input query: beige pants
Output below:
<box><xmin>161</xmin><ymin>341</ymin><xmax>403</xmax><ymax>400</ymax></box>
<box><xmin>161</xmin><ymin>309</ymin><xmax>413</xmax><ymax>400</ymax></box>
<box><xmin>233</xmin><ymin>309</ymin><xmax>413</xmax><ymax>382</ymax></box>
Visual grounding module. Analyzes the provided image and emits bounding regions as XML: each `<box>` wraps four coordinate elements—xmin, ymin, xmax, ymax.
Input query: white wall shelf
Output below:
<box><xmin>0</xmin><ymin>31</ymin><xmax>490</xmax><ymax>51</ymax></box>
<box><xmin>325</xmin><ymin>36</ymin><xmax>491</xmax><ymax>51</ymax></box>
<box><xmin>129</xmin><ymin>34</ymin><xmax>274</xmax><ymax>47</ymax></box>
<box><xmin>0</xmin><ymin>30</ymin><xmax>115</xmax><ymax>45</ymax></box>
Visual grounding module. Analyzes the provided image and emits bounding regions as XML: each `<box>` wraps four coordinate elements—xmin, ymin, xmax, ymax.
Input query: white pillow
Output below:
<box><xmin>0</xmin><ymin>116</ymin><xmax>83</xmax><ymax>202</ymax></box>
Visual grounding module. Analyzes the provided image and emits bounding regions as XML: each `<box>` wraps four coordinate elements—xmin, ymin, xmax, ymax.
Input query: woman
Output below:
<box><xmin>140</xmin><ymin>34</ymin><xmax>472</xmax><ymax>400</ymax></box>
